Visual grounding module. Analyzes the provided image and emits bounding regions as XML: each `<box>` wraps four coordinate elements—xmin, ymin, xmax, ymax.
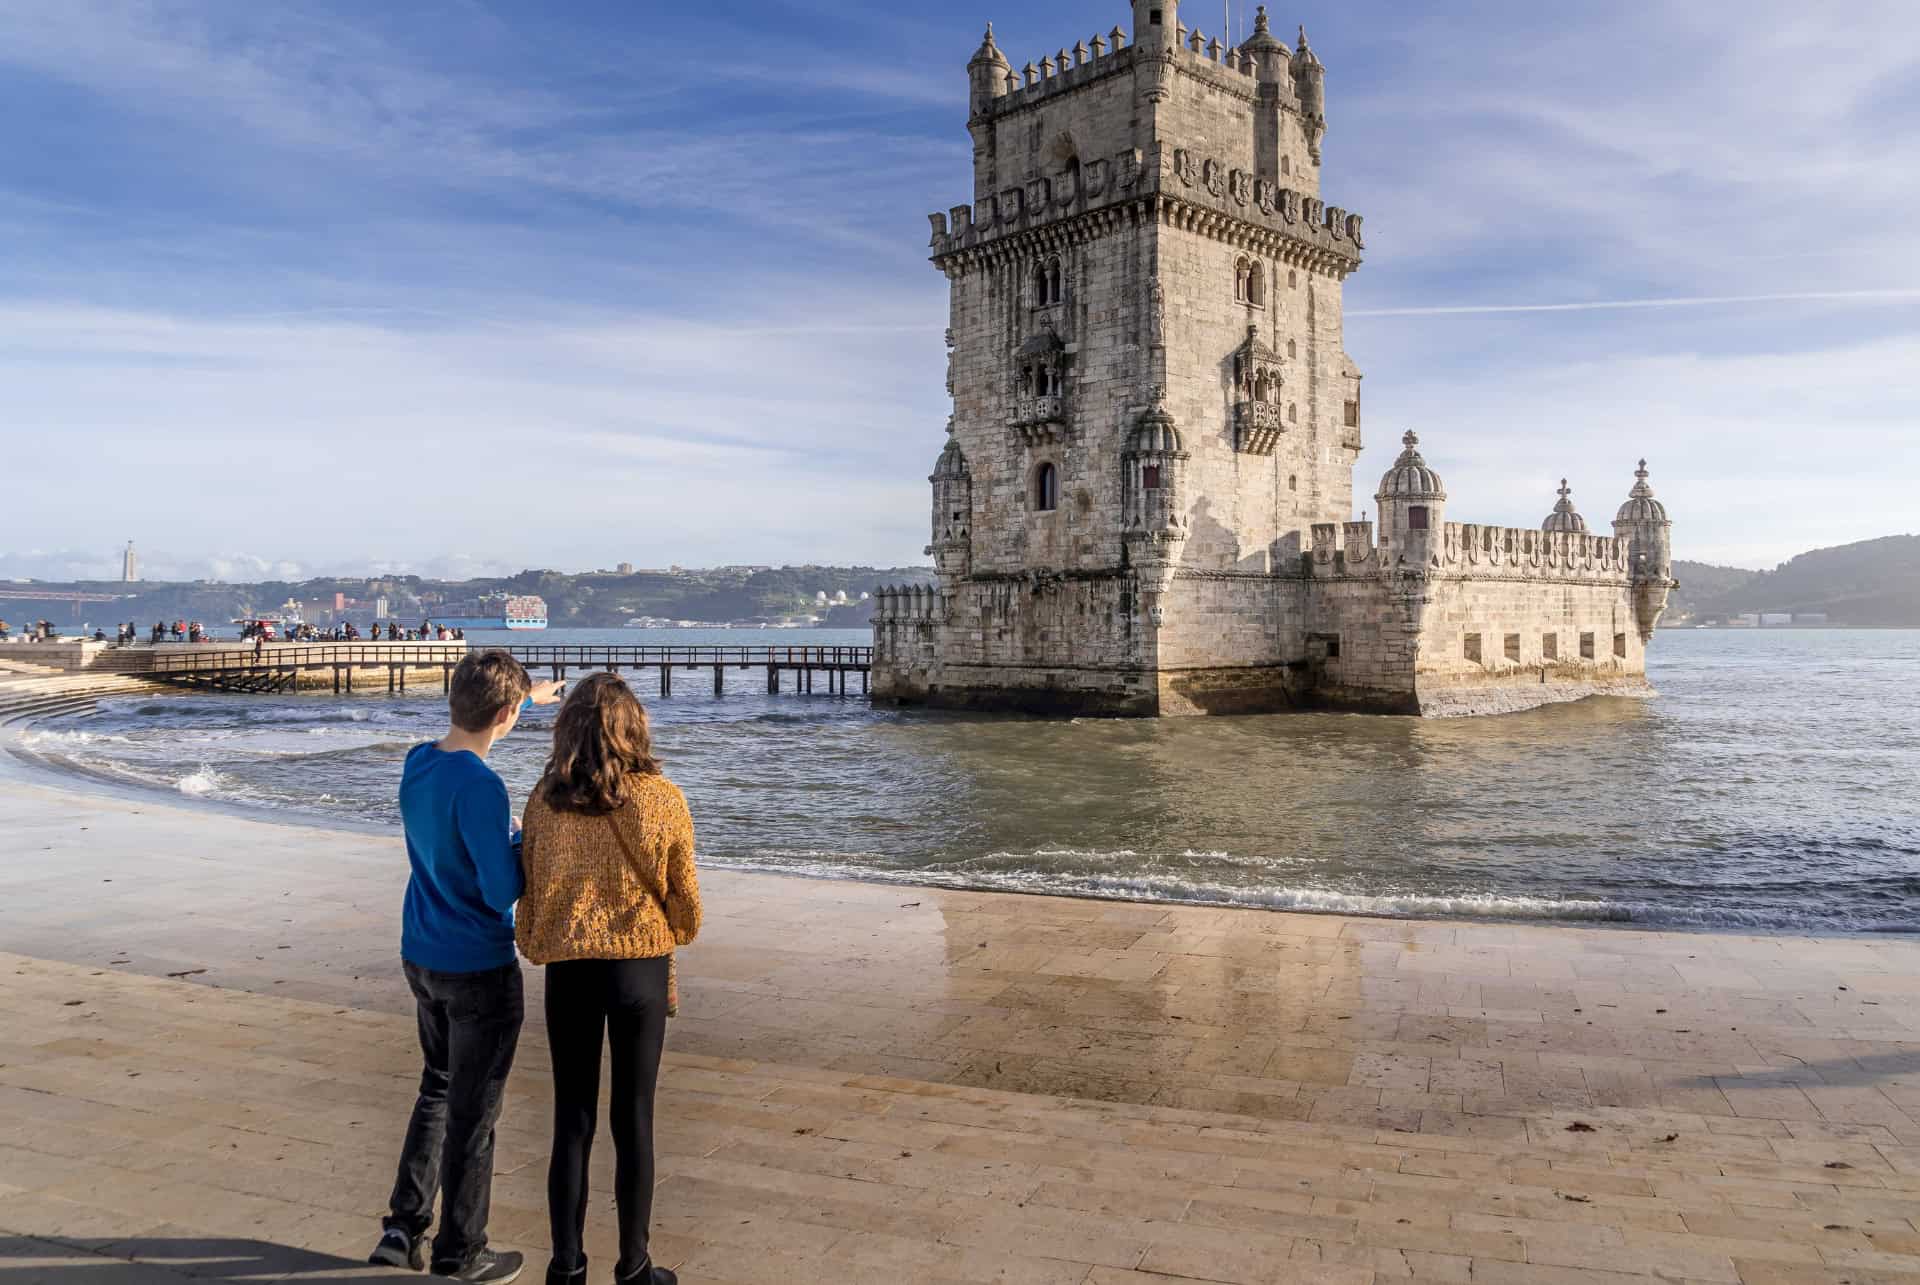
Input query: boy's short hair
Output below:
<box><xmin>448</xmin><ymin>650</ymin><xmax>532</xmax><ymax>733</ymax></box>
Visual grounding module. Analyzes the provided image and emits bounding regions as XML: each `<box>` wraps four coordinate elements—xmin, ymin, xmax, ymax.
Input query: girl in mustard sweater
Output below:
<box><xmin>518</xmin><ymin>674</ymin><xmax>701</xmax><ymax>1285</ymax></box>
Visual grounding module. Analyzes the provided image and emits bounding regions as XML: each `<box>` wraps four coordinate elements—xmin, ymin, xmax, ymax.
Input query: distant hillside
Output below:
<box><xmin>1667</xmin><ymin>560</ymin><xmax>1759</xmax><ymax>623</ymax></box>
<box><xmin>1684</xmin><ymin>535</ymin><xmax>1920</xmax><ymax>626</ymax></box>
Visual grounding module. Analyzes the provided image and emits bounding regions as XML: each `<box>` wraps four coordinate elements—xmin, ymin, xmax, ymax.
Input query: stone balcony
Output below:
<box><xmin>1010</xmin><ymin>393</ymin><xmax>1068</xmax><ymax>445</ymax></box>
<box><xmin>1234</xmin><ymin>400</ymin><xmax>1282</xmax><ymax>455</ymax></box>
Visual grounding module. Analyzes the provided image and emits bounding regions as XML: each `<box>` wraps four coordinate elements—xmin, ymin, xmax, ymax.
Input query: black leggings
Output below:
<box><xmin>544</xmin><ymin>956</ymin><xmax>670</xmax><ymax>1276</ymax></box>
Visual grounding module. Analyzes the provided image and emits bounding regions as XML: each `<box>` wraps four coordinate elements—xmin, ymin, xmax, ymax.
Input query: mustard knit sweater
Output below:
<box><xmin>515</xmin><ymin>773</ymin><xmax>703</xmax><ymax>966</ymax></box>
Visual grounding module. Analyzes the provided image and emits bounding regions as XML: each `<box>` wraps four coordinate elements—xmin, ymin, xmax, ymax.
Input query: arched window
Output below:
<box><xmin>1033</xmin><ymin>263</ymin><xmax>1050</xmax><ymax>306</ymax></box>
<box><xmin>1234</xmin><ymin>258</ymin><xmax>1250</xmax><ymax>303</ymax></box>
<box><xmin>1248</xmin><ymin>261</ymin><xmax>1266</xmax><ymax>307</ymax></box>
<box><xmin>1282</xmin><ymin>155</ymin><xmax>1292</xmax><ymax>176</ymax></box>
<box><xmin>1035</xmin><ymin>463</ymin><xmax>1060</xmax><ymax>512</ymax></box>
<box><xmin>1288</xmin><ymin>474</ymin><xmax>1298</xmax><ymax>492</ymax></box>
<box><xmin>1288</xmin><ymin>269</ymin><xmax>1298</xmax><ymax>289</ymax></box>
<box><xmin>1286</xmin><ymin>339</ymin><xmax>1297</xmax><ymax>359</ymax></box>
<box><xmin>1047</xmin><ymin>260</ymin><xmax>1063</xmax><ymax>304</ymax></box>
<box><xmin>1141</xmin><ymin>463</ymin><xmax>1162</xmax><ymax>491</ymax></box>
<box><xmin>1254</xmin><ymin>373</ymin><xmax>1272</xmax><ymax>403</ymax></box>
<box><xmin>1288</xmin><ymin>402</ymin><xmax>1298</xmax><ymax>423</ymax></box>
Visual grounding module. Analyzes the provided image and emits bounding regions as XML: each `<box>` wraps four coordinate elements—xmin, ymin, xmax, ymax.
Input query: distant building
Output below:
<box><xmin>1733</xmin><ymin>614</ymin><xmax>1761</xmax><ymax>627</ymax></box>
<box><xmin>1761</xmin><ymin>613</ymin><xmax>1794</xmax><ymax>627</ymax></box>
<box><xmin>1793</xmin><ymin>613</ymin><xmax>1829</xmax><ymax>625</ymax></box>
<box><xmin>121</xmin><ymin>541</ymin><xmax>139</xmax><ymax>583</ymax></box>
<box><xmin>375</xmin><ymin>596</ymin><xmax>390</xmax><ymax>620</ymax></box>
<box><xmin>617</xmin><ymin>562</ymin><xmax>635</xmax><ymax>576</ymax></box>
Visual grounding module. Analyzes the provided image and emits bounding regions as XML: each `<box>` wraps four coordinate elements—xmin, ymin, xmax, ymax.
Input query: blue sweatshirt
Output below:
<box><xmin>399</xmin><ymin>742</ymin><xmax>524</xmax><ymax>973</ymax></box>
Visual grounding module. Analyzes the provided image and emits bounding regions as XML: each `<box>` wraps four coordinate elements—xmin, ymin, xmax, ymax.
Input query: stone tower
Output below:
<box><xmin>875</xmin><ymin>8</ymin><xmax>1673</xmax><ymax>717</ymax></box>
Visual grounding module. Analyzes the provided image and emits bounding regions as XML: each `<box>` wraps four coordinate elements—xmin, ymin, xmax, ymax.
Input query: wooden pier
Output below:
<box><xmin>132</xmin><ymin>642</ymin><xmax>873</xmax><ymax>699</ymax></box>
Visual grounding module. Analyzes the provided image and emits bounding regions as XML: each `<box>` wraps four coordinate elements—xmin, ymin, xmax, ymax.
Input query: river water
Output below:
<box><xmin>16</xmin><ymin>628</ymin><xmax>1919</xmax><ymax>933</ymax></box>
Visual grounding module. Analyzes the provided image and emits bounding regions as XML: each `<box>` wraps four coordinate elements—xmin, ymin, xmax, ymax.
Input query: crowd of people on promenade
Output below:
<box><xmin>0</xmin><ymin>618</ymin><xmax>62</xmax><ymax>642</ymax></box>
<box><xmin>370</xmin><ymin>652</ymin><xmax>697</xmax><ymax>1285</ymax></box>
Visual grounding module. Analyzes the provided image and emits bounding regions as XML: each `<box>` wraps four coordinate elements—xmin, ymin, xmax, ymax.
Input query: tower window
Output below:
<box><xmin>1344</xmin><ymin>400</ymin><xmax>1360</xmax><ymax>428</ymax></box>
<box><xmin>1464</xmin><ymin>633</ymin><xmax>1482</xmax><ymax>664</ymax></box>
<box><xmin>1288</xmin><ymin>402</ymin><xmax>1298</xmax><ymax>423</ymax></box>
<box><xmin>1543</xmin><ymin>632</ymin><xmax>1559</xmax><ymax>661</ymax></box>
<box><xmin>1247</xmin><ymin>261</ymin><xmax>1266</xmax><ymax>307</ymax></box>
<box><xmin>1033</xmin><ymin>258</ymin><xmax>1063</xmax><ymax>306</ymax></box>
<box><xmin>1287</xmin><ymin>339</ymin><xmax>1297</xmax><ymax>358</ymax></box>
<box><xmin>1035</xmin><ymin>463</ymin><xmax>1060</xmax><ymax>512</ymax></box>
<box><xmin>1288</xmin><ymin>474</ymin><xmax>1297</xmax><ymax>492</ymax></box>
<box><xmin>1614</xmin><ymin>633</ymin><xmax>1628</xmax><ymax>658</ymax></box>
<box><xmin>1504</xmin><ymin>633</ymin><xmax>1521</xmax><ymax>663</ymax></box>
<box><xmin>1142</xmin><ymin>463</ymin><xmax>1162</xmax><ymax>491</ymax></box>
<box><xmin>1407</xmin><ymin>506</ymin><xmax>1429</xmax><ymax>531</ymax></box>
<box><xmin>1282</xmin><ymin>156</ymin><xmax>1292</xmax><ymax>176</ymax></box>
<box><xmin>1580</xmin><ymin>632</ymin><xmax>1596</xmax><ymax>660</ymax></box>
<box><xmin>1289</xmin><ymin>269</ymin><xmax>1298</xmax><ymax>288</ymax></box>
<box><xmin>1151</xmin><ymin>9</ymin><xmax>1163</xmax><ymax>24</ymax></box>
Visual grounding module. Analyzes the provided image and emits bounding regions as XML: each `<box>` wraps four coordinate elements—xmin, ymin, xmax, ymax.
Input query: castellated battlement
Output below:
<box><xmin>1311</xmin><ymin>522</ymin><xmax>1632</xmax><ymax>581</ymax></box>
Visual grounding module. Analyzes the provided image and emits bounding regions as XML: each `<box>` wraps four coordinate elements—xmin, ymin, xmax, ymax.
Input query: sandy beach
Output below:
<box><xmin>2</xmin><ymin>709</ymin><xmax>1919</xmax><ymax>1282</ymax></box>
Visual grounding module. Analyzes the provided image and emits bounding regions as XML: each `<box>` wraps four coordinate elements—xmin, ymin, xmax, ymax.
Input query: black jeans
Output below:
<box><xmin>384</xmin><ymin>960</ymin><xmax>524</xmax><ymax>1264</ymax></box>
<box><xmin>545</xmin><ymin>957</ymin><xmax>671</xmax><ymax>1277</ymax></box>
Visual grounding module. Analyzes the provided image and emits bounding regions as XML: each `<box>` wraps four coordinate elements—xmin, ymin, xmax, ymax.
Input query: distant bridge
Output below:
<box><xmin>0</xmin><ymin>589</ymin><xmax>126</xmax><ymax>613</ymax></box>
<box><xmin>128</xmin><ymin>642</ymin><xmax>874</xmax><ymax>698</ymax></box>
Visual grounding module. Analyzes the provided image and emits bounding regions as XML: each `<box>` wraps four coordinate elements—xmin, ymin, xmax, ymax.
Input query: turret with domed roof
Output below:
<box><xmin>1614</xmin><ymin>461</ymin><xmax>1675</xmax><ymax>640</ymax></box>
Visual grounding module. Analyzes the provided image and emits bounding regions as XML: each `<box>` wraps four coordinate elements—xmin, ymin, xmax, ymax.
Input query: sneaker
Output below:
<box><xmin>431</xmin><ymin>1249</ymin><xmax>524</xmax><ymax>1284</ymax></box>
<box><xmin>369</xmin><ymin>1228</ymin><xmax>427</xmax><ymax>1272</ymax></box>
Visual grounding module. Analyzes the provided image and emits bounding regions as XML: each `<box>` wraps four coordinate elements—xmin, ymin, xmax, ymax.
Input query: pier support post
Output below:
<box><xmin>713</xmin><ymin>664</ymin><xmax>723</xmax><ymax>697</ymax></box>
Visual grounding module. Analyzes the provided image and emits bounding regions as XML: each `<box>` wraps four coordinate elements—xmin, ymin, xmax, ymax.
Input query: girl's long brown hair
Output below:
<box><xmin>540</xmin><ymin>672</ymin><xmax>661</xmax><ymax>814</ymax></box>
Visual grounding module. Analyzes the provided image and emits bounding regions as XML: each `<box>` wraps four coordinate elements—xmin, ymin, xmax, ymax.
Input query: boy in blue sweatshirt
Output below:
<box><xmin>371</xmin><ymin>650</ymin><xmax>559</xmax><ymax>1283</ymax></box>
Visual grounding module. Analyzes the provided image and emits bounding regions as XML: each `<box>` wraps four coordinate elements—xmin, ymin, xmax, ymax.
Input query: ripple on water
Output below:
<box><xmin>23</xmin><ymin>630</ymin><xmax>1920</xmax><ymax>933</ymax></box>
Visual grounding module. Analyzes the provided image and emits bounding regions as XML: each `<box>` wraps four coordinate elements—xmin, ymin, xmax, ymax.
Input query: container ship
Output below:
<box><xmin>430</xmin><ymin>593</ymin><xmax>548</xmax><ymax>632</ymax></box>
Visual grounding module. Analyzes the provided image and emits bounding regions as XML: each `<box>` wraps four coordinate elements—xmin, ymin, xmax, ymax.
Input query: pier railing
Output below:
<box><xmin>127</xmin><ymin>641</ymin><xmax>873</xmax><ymax>698</ymax></box>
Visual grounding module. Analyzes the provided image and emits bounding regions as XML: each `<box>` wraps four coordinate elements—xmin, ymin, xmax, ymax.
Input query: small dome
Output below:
<box><xmin>931</xmin><ymin>438</ymin><xmax>969</xmax><ymax>481</ymax></box>
<box><xmin>969</xmin><ymin>23</ymin><xmax>1009</xmax><ymax>69</ymax></box>
<box><xmin>1129</xmin><ymin>405</ymin><xmax>1183</xmax><ymax>456</ymax></box>
<box><xmin>1543</xmin><ymin>479</ymin><xmax>1588</xmax><ymax>533</ymax></box>
<box><xmin>1614</xmin><ymin>460</ymin><xmax>1669</xmax><ymax>524</ymax></box>
<box><xmin>1240</xmin><ymin>5</ymin><xmax>1288</xmax><ymax>54</ymax></box>
<box><xmin>1377</xmin><ymin>430</ymin><xmax>1445</xmax><ymax>499</ymax></box>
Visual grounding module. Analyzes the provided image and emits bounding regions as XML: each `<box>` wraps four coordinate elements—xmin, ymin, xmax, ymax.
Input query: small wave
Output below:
<box><xmin>176</xmin><ymin>767</ymin><xmax>224</xmax><ymax>797</ymax></box>
<box><xmin>709</xmin><ymin>853</ymin><xmax>1920</xmax><ymax>934</ymax></box>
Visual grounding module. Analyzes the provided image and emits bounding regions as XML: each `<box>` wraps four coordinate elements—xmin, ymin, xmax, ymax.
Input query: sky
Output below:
<box><xmin>0</xmin><ymin>0</ymin><xmax>1916</xmax><ymax>582</ymax></box>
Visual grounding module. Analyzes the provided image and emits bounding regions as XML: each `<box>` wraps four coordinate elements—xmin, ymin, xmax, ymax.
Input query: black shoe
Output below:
<box><xmin>370</xmin><ymin>1228</ymin><xmax>428</xmax><ymax>1272</ymax></box>
<box><xmin>431</xmin><ymin>1249</ymin><xmax>524</xmax><ymax>1284</ymax></box>
<box><xmin>545</xmin><ymin>1260</ymin><xmax>586</xmax><ymax>1285</ymax></box>
<box><xmin>613</xmin><ymin>1262</ymin><xmax>674</xmax><ymax>1285</ymax></box>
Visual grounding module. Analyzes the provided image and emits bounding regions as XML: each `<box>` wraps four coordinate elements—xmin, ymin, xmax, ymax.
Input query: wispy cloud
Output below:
<box><xmin>1353</xmin><ymin>290</ymin><xmax>1920</xmax><ymax>318</ymax></box>
<box><xmin>0</xmin><ymin>0</ymin><xmax>1914</xmax><ymax>573</ymax></box>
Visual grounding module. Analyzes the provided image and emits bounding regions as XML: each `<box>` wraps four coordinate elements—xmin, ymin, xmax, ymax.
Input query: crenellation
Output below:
<box><xmin>878</xmin><ymin>10</ymin><xmax>1676</xmax><ymax>717</ymax></box>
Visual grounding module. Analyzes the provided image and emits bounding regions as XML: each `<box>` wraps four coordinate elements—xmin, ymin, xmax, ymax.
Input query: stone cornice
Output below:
<box><xmin>930</xmin><ymin>146</ymin><xmax>1364</xmax><ymax>279</ymax></box>
<box><xmin>1156</xmin><ymin>195</ymin><xmax>1360</xmax><ymax>278</ymax></box>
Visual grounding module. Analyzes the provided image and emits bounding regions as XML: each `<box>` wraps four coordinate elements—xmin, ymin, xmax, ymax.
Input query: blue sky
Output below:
<box><xmin>1</xmin><ymin>0</ymin><xmax>1915</xmax><ymax>581</ymax></box>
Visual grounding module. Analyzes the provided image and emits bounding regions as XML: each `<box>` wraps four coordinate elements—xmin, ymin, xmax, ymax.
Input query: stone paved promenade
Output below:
<box><xmin>1</xmin><ymin>774</ymin><xmax>1918</xmax><ymax>1283</ymax></box>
